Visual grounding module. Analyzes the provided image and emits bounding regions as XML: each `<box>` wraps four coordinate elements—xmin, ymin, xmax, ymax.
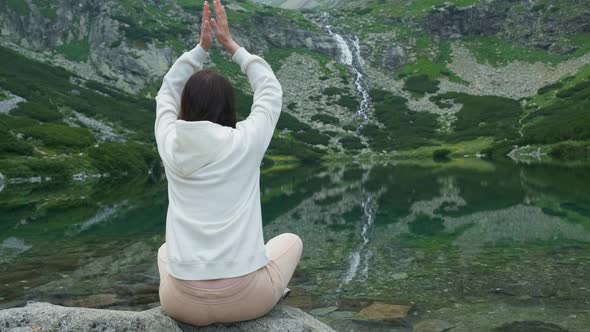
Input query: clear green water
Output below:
<box><xmin>1</xmin><ymin>160</ymin><xmax>590</xmax><ymax>331</ymax></box>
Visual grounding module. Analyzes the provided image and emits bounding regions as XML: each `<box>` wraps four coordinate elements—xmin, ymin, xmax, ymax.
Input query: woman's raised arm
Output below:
<box><xmin>210</xmin><ymin>0</ymin><xmax>283</xmax><ymax>157</ymax></box>
<box><xmin>154</xmin><ymin>1</ymin><xmax>213</xmax><ymax>146</ymax></box>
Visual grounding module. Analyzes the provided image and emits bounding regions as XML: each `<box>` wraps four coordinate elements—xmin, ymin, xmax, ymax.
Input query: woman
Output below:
<box><xmin>154</xmin><ymin>0</ymin><xmax>303</xmax><ymax>326</ymax></box>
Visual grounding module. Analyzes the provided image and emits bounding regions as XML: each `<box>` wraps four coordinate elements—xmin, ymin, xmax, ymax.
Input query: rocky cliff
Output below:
<box><xmin>423</xmin><ymin>0</ymin><xmax>590</xmax><ymax>54</ymax></box>
<box><xmin>0</xmin><ymin>0</ymin><xmax>339</xmax><ymax>95</ymax></box>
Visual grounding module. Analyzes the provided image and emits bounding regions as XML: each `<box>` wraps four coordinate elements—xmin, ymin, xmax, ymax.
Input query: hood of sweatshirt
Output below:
<box><xmin>170</xmin><ymin>120</ymin><xmax>234</xmax><ymax>176</ymax></box>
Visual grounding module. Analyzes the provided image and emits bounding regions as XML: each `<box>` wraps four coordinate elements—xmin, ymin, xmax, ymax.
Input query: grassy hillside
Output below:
<box><xmin>0</xmin><ymin>45</ymin><xmax>324</xmax><ymax>183</ymax></box>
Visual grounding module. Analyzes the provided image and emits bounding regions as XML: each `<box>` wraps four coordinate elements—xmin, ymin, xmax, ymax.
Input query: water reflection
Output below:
<box><xmin>1</xmin><ymin>161</ymin><xmax>589</xmax><ymax>330</ymax></box>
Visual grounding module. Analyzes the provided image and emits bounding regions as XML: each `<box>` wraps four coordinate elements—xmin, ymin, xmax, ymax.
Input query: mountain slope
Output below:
<box><xmin>1</xmin><ymin>0</ymin><xmax>589</xmax><ymax>184</ymax></box>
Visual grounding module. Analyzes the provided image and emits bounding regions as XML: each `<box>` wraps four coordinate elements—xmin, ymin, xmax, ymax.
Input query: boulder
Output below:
<box><xmin>0</xmin><ymin>302</ymin><xmax>336</xmax><ymax>332</ymax></box>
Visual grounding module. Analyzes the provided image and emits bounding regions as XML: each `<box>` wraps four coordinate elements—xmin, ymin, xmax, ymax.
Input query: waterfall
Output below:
<box><xmin>320</xmin><ymin>13</ymin><xmax>371</xmax><ymax>124</ymax></box>
<box><xmin>335</xmin><ymin>193</ymin><xmax>377</xmax><ymax>305</ymax></box>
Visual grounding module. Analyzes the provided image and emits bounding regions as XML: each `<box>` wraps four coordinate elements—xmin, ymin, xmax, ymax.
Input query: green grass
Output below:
<box><xmin>57</xmin><ymin>38</ymin><xmax>90</xmax><ymax>62</ymax></box>
<box><xmin>265</xmin><ymin>48</ymin><xmax>342</xmax><ymax>75</ymax></box>
<box><xmin>366</xmin><ymin>0</ymin><xmax>480</xmax><ymax>18</ymax></box>
<box><xmin>463</xmin><ymin>34</ymin><xmax>590</xmax><ymax>66</ymax></box>
<box><xmin>32</xmin><ymin>0</ymin><xmax>57</xmax><ymax>18</ymax></box>
<box><xmin>396</xmin><ymin>52</ymin><xmax>462</xmax><ymax>83</ymax></box>
<box><xmin>6</xmin><ymin>0</ymin><xmax>30</xmax><ymax>16</ymax></box>
<box><xmin>397</xmin><ymin>137</ymin><xmax>495</xmax><ymax>159</ymax></box>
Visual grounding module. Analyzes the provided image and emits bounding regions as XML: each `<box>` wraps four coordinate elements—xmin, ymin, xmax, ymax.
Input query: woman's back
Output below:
<box><xmin>155</xmin><ymin>0</ymin><xmax>302</xmax><ymax>327</ymax></box>
<box><xmin>155</xmin><ymin>45</ymin><xmax>282</xmax><ymax>281</ymax></box>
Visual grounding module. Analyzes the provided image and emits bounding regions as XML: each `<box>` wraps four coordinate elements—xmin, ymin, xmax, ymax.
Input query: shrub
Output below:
<box><xmin>434</xmin><ymin>92</ymin><xmax>522</xmax><ymax>142</ymax></box>
<box><xmin>556</xmin><ymin>80</ymin><xmax>590</xmax><ymax>98</ymax></box>
<box><xmin>276</xmin><ymin>112</ymin><xmax>311</xmax><ymax>132</ymax></box>
<box><xmin>523</xmin><ymin>80</ymin><xmax>590</xmax><ymax>144</ymax></box>
<box><xmin>339</xmin><ymin>136</ymin><xmax>365</xmax><ymax>150</ymax></box>
<box><xmin>11</xmin><ymin>101</ymin><xmax>63</xmax><ymax>122</ymax></box>
<box><xmin>365</xmin><ymin>89</ymin><xmax>439</xmax><ymax>150</ymax></box>
<box><xmin>480</xmin><ymin>141</ymin><xmax>516</xmax><ymax>160</ymax></box>
<box><xmin>267</xmin><ymin>136</ymin><xmax>324</xmax><ymax>163</ymax></box>
<box><xmin>409</xmin><ymin>214</ymin><xmax>445</xmax><ymax>236</ymax></box>
<box><xmin>88</xmin><ymin>142</ymin><xmax>156</xmax><ymax>177</ymax></box>
<box><xmin>293</xmin><ymin>130</ymin><xmax>331</xmax><ymax>146</ymax></box>
<box><xmin>0</xmin><ymin>129</ymin><xmax>34</xmax><ymax>156</ymax></box>
<box><xmin>404</xmin><ymin>75</ymin><xmax>440</xmax><ymax>95</ymax></box>
<box><xmin>537</xmin><ymin>82</ymin><xmax>563</xmax><ymax>95</ymax></box>
<box><xmin>356</xmin><ymin>7</ymin><xmax>373</xmax><ymax>15</ymax></box>
<box><xmin>335</xmin><ymin>95</ymin><xmax>360</xmax><ymax>112</ymax></box>
<box><xmin>549</xmin><ymin>143</ymin><xmax>590</xmax><ymax>161</ymax></box>
<box><xmin>433</xmin><ymin>149</ymin><xmax>451</xmax><ymax>162</ymax></box>
<box><xmin>311</xmin><ymin>113</ymin><xmax>340</xmax><ymax>125</ymax></box>
<box><xmin>0</xmin><ymin>157</ymin><xmax>71</xmax><ymax>182</ymax></box>
<box><xmin>343</xmin><ymin>124</ymin><xmax>357</xmax><ymax>132</ymax></box>
<box><xmin>19</xmin><ymin>123</ymin><xmax>95</xmax><ymax>149</ymax></box>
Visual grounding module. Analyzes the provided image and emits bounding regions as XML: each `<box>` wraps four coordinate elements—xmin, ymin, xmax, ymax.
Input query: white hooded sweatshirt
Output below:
<box><xmin>154</xmin><ymin>44</ymin><xmax>282</xmax><ymax>280</ymax></box>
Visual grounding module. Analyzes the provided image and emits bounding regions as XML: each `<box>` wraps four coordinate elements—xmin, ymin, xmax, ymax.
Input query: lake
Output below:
<box><xmin>1</xmin><ymin>160</ymin><xmax>589</xmax><ymax>331</ymax></box>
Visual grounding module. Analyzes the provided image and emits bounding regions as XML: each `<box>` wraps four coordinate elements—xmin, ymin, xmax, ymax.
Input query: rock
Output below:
<box><xmin>326</xmin><ymin>310</ymin><xmax>358</xmax><ymax>320</ymax></box>
<box><xmin>414</xmin><ymin>319</ymin><xmax>455</xmax><ymax>332</ymax></box>
<box><xmin>493</xmin><ymin>320</ymin><xmax>569</xmax><ymax>332</ymax></box>
<box><xmin>0</xmin><ymin>302</ymin><xmax>336</xmax><ymax>332</ymax></box>
<box><xmin>423</xmin><ymin>1</ymin><xmax>590</xmax><ymax>55</ymax></box>
<box><xmin>310</xmin><ymin>306</ymin><xmax>339</xmax><ymax>316</ymax></box>
<box><xmin>381</xmin><ymin>46</ymin><xmax>406</xmax><ymax>70</ymax></box>
<box><xmin>61</xmin><ymin>294</ymin><xmax>121</xmax><ymax>308</ymax></box>
<box><xmin>392</xmin><ymin>272</ymin><xmax>409</xmax><ymax>280</ymax></box>
<box><xmin>359</xmin><ymin>302</ymin><xmax>412</xmax><ymax>321</ymax></box>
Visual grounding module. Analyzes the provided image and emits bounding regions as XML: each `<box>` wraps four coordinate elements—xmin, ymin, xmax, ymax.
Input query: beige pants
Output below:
<box><xmin>157</xmin><ymin>233</ymin><xmax>303</xmax><ymax>326</ymax></box>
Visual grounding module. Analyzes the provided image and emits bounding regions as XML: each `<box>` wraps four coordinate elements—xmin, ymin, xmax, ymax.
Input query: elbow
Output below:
<box><xmin>269</xmin><ymin>76</ymin><xmax>283</xmax><ymax>100</ymax></box>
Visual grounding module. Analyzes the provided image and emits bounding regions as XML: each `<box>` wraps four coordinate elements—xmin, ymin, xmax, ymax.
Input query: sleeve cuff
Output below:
<box><xmin>189</xmin><ymin>44</ymin><xmax>209</xmax><ymax>61</ymax></box>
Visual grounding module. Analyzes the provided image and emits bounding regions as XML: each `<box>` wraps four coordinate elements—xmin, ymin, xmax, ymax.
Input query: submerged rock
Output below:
<box><xmin>310</xmin><ymin>306</ymin><xmax>339</xmax><ymax>316</ymax></box>
<box><xmin>0</xmin><ymin>302</ymin><xmax>336</xmax><ymax>332</ymax></box>
<box><xmin>359</xmin><ymin>302</ymin><xmax>412</xmax><ymax>321</ymax></box>
<box><xmin>493</xmin><ymin>320</ymin><xmax>569</xmax><ymax>332</ymax></box>
<box><xmin>392</xmin><ymin>272</ymin><xmax>409</xmax><ymax>280</ymax></box>
<box><xmin>413</xmin><ymin>319</ymin><xmax>455</xmax><ymax>332</ymax></box>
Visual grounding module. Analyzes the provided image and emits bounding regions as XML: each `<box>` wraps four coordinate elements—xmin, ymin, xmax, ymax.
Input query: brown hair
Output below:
<box><xmin>179</xmin><ymin>69</ymin><xmax>237</xmax><ymax>128</ymax></box>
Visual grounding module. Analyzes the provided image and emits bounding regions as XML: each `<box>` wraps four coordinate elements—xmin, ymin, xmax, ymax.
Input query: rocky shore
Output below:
<box><xmin>0</xmin><ymin>302</ymin><xmax>335</xmax><ymax>332</ymax></box>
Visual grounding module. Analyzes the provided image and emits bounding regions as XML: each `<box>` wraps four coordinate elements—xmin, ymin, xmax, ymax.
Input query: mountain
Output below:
<box><xmin>0</xmin><ymin>0</ymin><xmax>589</xmax><ymax>184</ymax></box>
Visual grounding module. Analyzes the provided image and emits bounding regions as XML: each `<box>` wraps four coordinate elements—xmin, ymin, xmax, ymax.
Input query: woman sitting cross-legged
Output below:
<box><xmin>154</xmin><ymin>0</ymin><xmax>303</xmax><ymax>326</ymax></box>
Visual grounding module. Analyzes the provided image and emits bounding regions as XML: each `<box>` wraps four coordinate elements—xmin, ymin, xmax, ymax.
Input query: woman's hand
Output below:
<box><xmin>209</xmin><ymin>0</ymin><xmax>240</xmax><ymax>55</ymax></box>
<box><xmin>199</xmin><ymin>1</ymin><xmax>213</xmax><ymax>51</ymax></box>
